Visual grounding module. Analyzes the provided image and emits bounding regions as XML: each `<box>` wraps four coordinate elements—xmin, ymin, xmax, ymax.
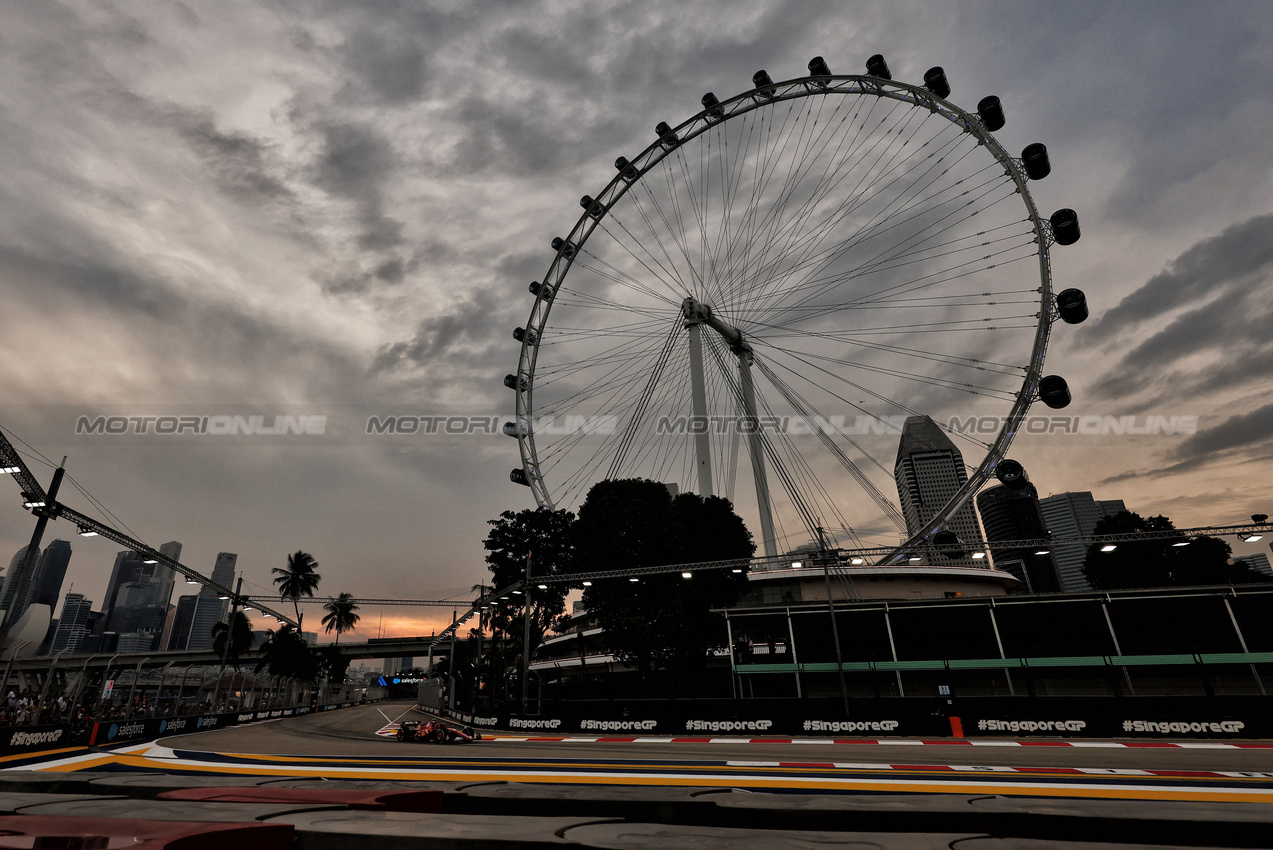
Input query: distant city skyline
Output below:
<box><xmin>2</xmin><ymin>2</ymin><xmax>1272</xmax><ymax>638</ymax></box>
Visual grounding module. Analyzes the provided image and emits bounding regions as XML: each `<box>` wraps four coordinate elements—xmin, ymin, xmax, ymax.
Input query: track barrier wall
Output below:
<box><xmin>1</xmin><ymin>700</ymin><xmax>371</xmax><ymax>758</ymax></box>
<box><xmin>487</xmin><ymin>694</ymin><xmax>1273</xmax><ymax>739</ymax></box>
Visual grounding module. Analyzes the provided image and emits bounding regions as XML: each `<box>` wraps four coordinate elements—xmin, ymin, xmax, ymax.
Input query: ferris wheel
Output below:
<box><xmin>505</xmin><ymin>55</ymin><xmax>1086</xmax><ymax>561</ymax></box>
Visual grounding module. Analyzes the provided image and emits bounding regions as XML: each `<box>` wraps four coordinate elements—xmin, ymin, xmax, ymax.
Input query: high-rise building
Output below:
<box><xmin>154</xmin><ymin>541</ymin><xmax>182</xmax><ymax>612</ymax></box>
<box><xmin>51</xmin><ymin>592</ymin><xmax>94</xmax><ymax>653</ymax></box>
<box><xmin>102</xmin><ymin>543</ymin><xmax>182</xmax><ymax>653</ymax></box>
<box><xmin>976</xmin><ymin>483</ymin><xmax>1062</xmax><ymax>593</ymax></box>
<box><xmin>0</xmin><ymin>544</ymin><xmax>38</xmax><ymax>624</ymax></box>
<box><xmin>204</xmin><ymin>553</ymin><xmax>237</xmax><ymax>597</ymax></box>
<box><xmin>1038</xmin><ymin>492</ymin><xmax>1128</xmax><ymax>592</ymax></box>
<box><xmin>893</xmin><ymin>415</ymin><xmax>981</xmax><ymax>567</ymax></box>
<box><xmin>186</xmin><ymin>596</ymin><xmax>228</xmax><ymax>651</ymax></box>
<box><xmin>31</xmin><ymin>539</ymin><xmax>73</xmax><ymax>610</ymax></box>
<box><xmin>1234</xmin><ymin>553</ymin><xmax>1273</xmax><ymax>578</ymax></box>
<box><xmin>180</xmin><ymin>553</ymin><xmax>237</xmax><ymax>650</ymax></box>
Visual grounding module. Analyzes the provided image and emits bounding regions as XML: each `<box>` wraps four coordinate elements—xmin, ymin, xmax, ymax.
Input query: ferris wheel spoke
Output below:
<box><xmin>743</xmin><ymin>161</ymin><xmax>1016</xmax><ymax>325</ymax></box>
<box><xmin>731</xmin><ymin>99</ymin><xmax>945</xmax><ymax>323</ymax></box>
<box><xmin>515</xmin><ymin>70</ymin><xmax>1064</xmax><ymax>558</ymax></box>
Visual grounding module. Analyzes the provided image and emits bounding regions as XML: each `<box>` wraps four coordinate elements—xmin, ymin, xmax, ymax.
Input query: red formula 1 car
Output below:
<box><xmin>396</xmin><ymin>719</ymin><xmax>482</xmax><ymax>743</ymax></box>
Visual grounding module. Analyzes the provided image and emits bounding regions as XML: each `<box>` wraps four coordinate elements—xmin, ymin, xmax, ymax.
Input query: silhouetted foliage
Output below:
<box><xmin>254</xmin><ymin>623</ymin><xmax>319</xmax><ymax>681</ymax></box>
<box><xmin>1082</xmin><ymin>511</ymin><xmax>1268</xmax><ymax>589</ymax></box>
<box><xmin>211</xmin><ymin>611</ymin><xmax>253</xmax><ymax>670</ymax></box>
<box><xmin>574</xmin><ymin>479</ymin><xmax>754</xmax><ymax>677</ymax></box>
<box><xmin>273</xmin><ymin>550</ymin><xmax>321</xmax><ymax>628</ymax></box>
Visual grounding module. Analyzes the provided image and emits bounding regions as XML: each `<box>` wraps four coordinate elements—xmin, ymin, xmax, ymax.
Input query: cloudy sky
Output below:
<box><xmin>2</xmin><ymin>0</ymin><xmax>1272</xmax><ymax>640</ymax></box>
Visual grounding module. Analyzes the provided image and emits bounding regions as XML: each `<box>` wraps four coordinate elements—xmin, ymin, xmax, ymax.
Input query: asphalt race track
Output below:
<box><xmin>7</xmin><ymin>700</ymin><xmax>1273</xmax><ymax>848</ymax></box>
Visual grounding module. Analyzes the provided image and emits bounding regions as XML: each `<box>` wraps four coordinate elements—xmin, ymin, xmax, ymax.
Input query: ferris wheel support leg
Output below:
<box><xmin>686</xmin><ymin>322</ymin><xmax>715</xmax><ymax>498</ymax></box>
<box><xmin>738</xmin><ymin>352</ymin><xmax>778</xmax><ymax>558</ymax></box>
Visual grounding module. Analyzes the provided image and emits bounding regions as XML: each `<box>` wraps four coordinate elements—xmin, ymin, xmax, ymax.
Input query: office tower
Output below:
<box><xmin>0</xmin><ymin>544</ymin><xmax>38</xmax><ymax>624</ymax></box>
<box><xmin>1234</xmin><ymin>553</ymin><xmax>1272</xmax><ymax>578</ymax></box>
<box><xmin>893</xmin><ymin>415</ymin><xmax>981</xmax><ymax>567</ymax></box>
<box><xmin>31</xmin><ymin>539</ymin><xmax>73</xmax><ymax>610</ymax></box>
<box><xmin>154</xmin><ymin>540</ymin><xmax>182</xmax><ymax>611</ymax></box>
<box><xmin>183</xmin><ymin>553</ymin><xmax>236</xmax><ymax>650</ymax></box>
<box><xmin>102</xmin><ymin>551</ymin><xmax>143</xmax><ymax>626</ymax></box>
<box><xmin>204</xmin><ymin>552</ymin><xmax>237</xmax><ymax>597</ymax></box>
<box><xmin>158</xmin><ymin>605</ymin><xmax>178</xmax><ymax>651</ymax></box>
<box><xmin>102</xmin><ymin>544</ymin><xmax>181</xmax><ymax>653</ymax></box>
<box><xmin>1038</xmin><ymin>492</ymin><xmax>1128</xmax><ymax>592</ymax></box>
<box><xmin>976</xmin><ymin>483</ymin><xmax>1062</xmax><ymax>593</ymax></box>
<box><xmin>51</xmin><ymin>592</ymin><xmax>94</xmax><ymax>652</ymax></box>
<box><xmin>186</xmin><ymin>596</ymin><xmax>229</xmax><ymax>651</ymax></box>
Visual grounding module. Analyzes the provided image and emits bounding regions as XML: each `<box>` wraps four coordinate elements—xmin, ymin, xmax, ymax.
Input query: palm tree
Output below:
<box><xmin>321</xmin><ymin>593</ymin><xmax>361</xmax><ymax>645</ymax></box>
<box><xmin>211</xmin><ymin>611</ymin><xmax>253</xmax><ymax>671</ymax></box>
<box><xmin>273</xmin><ymin>551</ymin><xmax>321</xmax><ymax>628</ymax></box>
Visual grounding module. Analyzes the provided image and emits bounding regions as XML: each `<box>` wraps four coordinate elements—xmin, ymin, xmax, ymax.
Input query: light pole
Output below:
<box><xmin>521</xmin><ymin>554</ymin><xmax>533</xmax><ymax>715</ymax></box>
<box><xmin>211</xmin><ymin>575</ymin><xmax>243</xmax><ymax>711</ymax></box>
<box><xmin>817</xmin><ymin>526</ymin><xmax>850</xmax><ymax>716</ymax></box>
<box><xmin>0</xmin><ymin>458</ymin><xmax>67</xmax><ymax>641</ymax></box>
<box><xmin>1</xmin><ymin>641</ymin><xmax>31</xmax><ymax>698</ymax></box>
<box><xmin>68</xmin><ymin>654</ymin><xmax>94</xmax><ymax>710</ymax></box>
<box><xmin>33</xmin><ymin>649</ymin><xmax>70</xmax><ymax>725</ymax></box>
<box><xmin>174</xmin><ymin>664</ymin><xmax>193</xmax><ymax>714</ymax></box>
<box><xmin>155</xmin><ymin>662</ymin><xmax>174</xmax><ymax>716</ymax></box>
<box><xmin>124</xmin><ymin>657</ymin><xmax>149</xmax><ymax>720</ymax></box>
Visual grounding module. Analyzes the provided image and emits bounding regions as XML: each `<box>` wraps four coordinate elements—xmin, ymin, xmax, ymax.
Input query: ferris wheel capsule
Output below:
<box><xmin>1039</xmin><ymin>375</ymin><xmax>1072</xmax><ymax>409</ymax></box>
<box><xmin>923</xmin><ymin>66</ymin><xmax>951</xmax><ymax>98</ymax></box>
<box><xmin>511</xmin><ymin>56</ymin><xmax>1081</xmax><ymax>565</ymax></box>
<box><xmin>977</xmin><ymin>95</ymin><xmax>1006</xmax><ymax>131</ymax></box>
<box><xmin>1056</xmin><ymin>289</ymin><xmax>1088</xmax><ymax>324</ymax></box>
<box><xmin>995</xmin><ymin>459</ymin><xmax>1029</xmax><ymax>489</ymax></box>
<box><xmin>1022</xmin><ymin>143</ymin><xmax>1051</xmax><ymax>180</ymax></box>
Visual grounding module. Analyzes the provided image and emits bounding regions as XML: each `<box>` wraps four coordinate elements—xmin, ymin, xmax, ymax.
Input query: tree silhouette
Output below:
<box><xmin>211</xmin><ymin>611</ymin><xmax>253</xmax><ymax>671</ymax></box>
<box><xmin>273</xmin><ymin>551</ymin><xmax>321</xmax><ymax>628</ymax></box>
<box><xmin>254</xmin><ymin>623</ymin><xmax>318</xmax><ymax>681</ymax></box>
<box><xmin>1083</xmin><ymin>511</ymin><xmax>1268</xmax><ymax>589</ymax></box>
<box><xmin>321</xmin><ymin>593</ymin><xmax>361</xmax><ymax>645</ymax></box>
<box><xmin>573</xmin><ymin>479</ymin><xmax>754</xmax><ymax>678</ymax></box>
<box><xmin>483</xmin><ymin>507</ymin><xmax>575</xmax><ymax>663</ymax></box>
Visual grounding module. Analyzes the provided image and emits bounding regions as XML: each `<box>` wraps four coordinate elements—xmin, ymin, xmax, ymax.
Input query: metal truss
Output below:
<box><xmin>0</xmin><ymin>427</ymin><xmax>298</xmax><ymax>627</ymax></box>
<box><xmin>532</xmin><ymin>521</ymin><xmax>1273</xmax><ymax>584</ymax></box>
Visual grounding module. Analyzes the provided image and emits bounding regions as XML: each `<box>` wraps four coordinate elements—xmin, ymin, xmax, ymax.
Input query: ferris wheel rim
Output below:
<box><xmin>512</xmin><ymin>71</ymin><xmax>1056</xmax><ymax>559</ymax></box>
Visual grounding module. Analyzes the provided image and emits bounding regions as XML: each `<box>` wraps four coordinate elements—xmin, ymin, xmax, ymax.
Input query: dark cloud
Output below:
<box><xmin>371</xmin><ymin>285</ymin><xmax>506</xmax><ymax>378</ymax></box>
<box><xmin>170</xmin><ymin>114</ymin><xmax>292</xmax><ymax>204</ymax></box>
<box><xmin>339</xmin><ymin>26</ymin><xmax>429</xmax><ymax>105</ymax></box>
<box><xmin>1088</xmin><ymin>213</ymin><xmax>1273</xmax><ymax>337</ymax></box>
<box><xmin>314</xmin><ymin>121</ymin><xmax>395</xmax><ymax>199</ymax></box>
<box><xmin>1174</xmin><ymin>402</ymin><xmax>1273</xmax><ymax>462</ymax></box>
<box><xmin>1084</xmin><ymin>212</ymin><xmax>1273</xmax><ymax>406</ymax></box>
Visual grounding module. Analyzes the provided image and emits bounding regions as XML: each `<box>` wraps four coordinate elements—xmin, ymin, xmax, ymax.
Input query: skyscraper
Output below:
<box><xmin>1038</xmin><ymin>492</ymin><xmax>1128</xmax><ymax>592</ymax></box>
<box><xmin>0</xmin><ymin>544</ymin><xmax>38</xmax><ymax>624</ymax></box>
<box><xmin>31</xmin><ymin>539</ymin><xmax>73</xmax><ymax>610</ymax></box>
<box><xmin>893</xmin><ymin>415</ymin><xmax>981</xmax><ymax>567</ymax></box>
<box><xmin>101</xmin><ymin>542</ymin><xmax>182</xmax><ymax>653</ymax></box>
<box><xmin>976</xmin><ymin>483</ymin><xmax>1062</xmax><ymax>593</ymax></box>
<box><xmin>50</xmin><ymin>592</ymin><xmax>94</xmax><ymax>653</ymax></box>
<box><xmin>185</xmin><ymin>553</ymin><xmax>237</xmax><ymax>650</ymax></box>
<box><xmin>205</xmin><ymin>552</ymin><xmax>237</xmax><ymax>598</ymax></box>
